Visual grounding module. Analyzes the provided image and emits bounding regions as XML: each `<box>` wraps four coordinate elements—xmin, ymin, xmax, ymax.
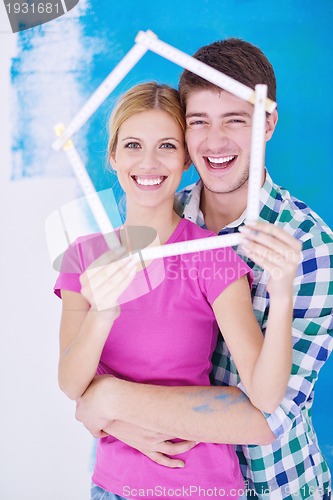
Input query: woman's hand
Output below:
<box><xmin>79</xmin><ymin>247</ymin><xmax>137</xmax><ymax>312</ymax></box>
<box><xmin>239</xmin><ymin>222</ymin><xmax>302</xmax><ymax>297</ymax></box>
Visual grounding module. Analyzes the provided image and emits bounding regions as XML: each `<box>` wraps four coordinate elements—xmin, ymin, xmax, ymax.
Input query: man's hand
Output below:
<box><xmin>239</xmin><ymin>222</ymin><xmax>302</xmax><ymax>297</ymax></box>
<box><xmin>75</xmin><ymin>376</ymin><xmax>196</xmax><ymax>468</ymax></box>
<box><xmin>105</xmin><ymin>420</ymin><xmax>197</xmax><ymax>468</ymax></box>
<box><xmin>75</xmin><ymin>375</ymin><xmax>115</xmax><ymax>437</ymax></box>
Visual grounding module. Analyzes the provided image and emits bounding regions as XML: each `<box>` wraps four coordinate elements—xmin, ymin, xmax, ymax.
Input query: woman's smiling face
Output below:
<box><xmin>111</xmin><ymin>109</ymin><xmax>187</xmax><ymax>209</ymax></box>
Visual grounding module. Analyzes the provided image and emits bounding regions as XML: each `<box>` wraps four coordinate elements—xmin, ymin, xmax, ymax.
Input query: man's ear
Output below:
<box><xmin>183</xmin><ymin>149</ymin><xmax>192</xmax><ymax>171</ymax></box>
<box><xmin>265</xmin><ymin>109</ymin><xmax>278</xmax><ymax>142</ymax></box>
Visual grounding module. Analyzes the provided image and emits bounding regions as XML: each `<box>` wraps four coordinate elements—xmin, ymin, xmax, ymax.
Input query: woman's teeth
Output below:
<box><xmin>134</xmin><ymin>176</ymin><xmax>165</xmax><ymax>186</ymax></box>
<box><xmin>207</xmin><ymin>156</ymin><xmax>236</xmax><ymax>168</ymax></box>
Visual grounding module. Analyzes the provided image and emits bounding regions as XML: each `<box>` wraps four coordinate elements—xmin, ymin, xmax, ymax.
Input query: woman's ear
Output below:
<box><xmin>109</xmin><ymin>152</ymin><xmax>117</xmax><ymax>172</ymax></box>
<box><xmin>265</xmin><ymin>109</ymin><xmax>278</xmax><ymax>142</ymax></box>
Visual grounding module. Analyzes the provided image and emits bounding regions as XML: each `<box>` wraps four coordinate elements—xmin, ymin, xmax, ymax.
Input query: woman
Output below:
<box><xmin>54</xmin><ymin>82</ymin><xmax>301</xmax><ymax>500</ymax></box>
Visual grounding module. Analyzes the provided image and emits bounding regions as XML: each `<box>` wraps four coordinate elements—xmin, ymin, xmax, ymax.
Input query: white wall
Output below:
<box><xmin>0</xmin><ymin>34</ymin><xmax>92</xmax><ymax>500</ymax></box>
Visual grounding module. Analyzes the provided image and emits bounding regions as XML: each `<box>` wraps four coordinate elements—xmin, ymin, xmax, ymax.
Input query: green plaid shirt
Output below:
<box><xmin>176</xmin><ymin>171</ymin><xmax>333</xmax><ymax>499</ymax></box>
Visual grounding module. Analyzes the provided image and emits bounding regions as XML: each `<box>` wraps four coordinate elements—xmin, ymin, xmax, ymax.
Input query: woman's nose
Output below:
<box><xmin>139</xmin><ymin>149</ymin><xmax>160</xmax><ymax>170</ymax></box>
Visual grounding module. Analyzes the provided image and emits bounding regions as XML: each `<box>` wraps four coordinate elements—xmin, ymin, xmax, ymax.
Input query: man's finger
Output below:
<box><xmin>240</xmin><ymin>226</ymin><xmax>291</xmax><ymax>256</ymax></box>
<box><xmin>99</xmin><ymin>430</ymin><xmax>109</xmax><ymax>438</ymax></box>
<box><xmin>84</xmin><ymin>427</ymin><xmax>107</xmax><ymax>438</ymax></box>
<box><xmin>243</xmin><ymin>222</ymin><xmax>302</xmax><ymax>251</ymax></box>
<box><xmin>147</xmin><ymin>452</ymin><xmax>185</xmax><ymax>468</ymax></box>
<box><xmin>160</xmin><ymin>440</ymin><xmax>197</xmax><ymax>455</ymax></box>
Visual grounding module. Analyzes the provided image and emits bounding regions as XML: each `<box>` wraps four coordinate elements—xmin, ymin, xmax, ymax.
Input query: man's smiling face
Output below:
<box><xmin>185</xmin><ymin>89</ymin><xmax>275</xmax><ymax>196</ymax></box>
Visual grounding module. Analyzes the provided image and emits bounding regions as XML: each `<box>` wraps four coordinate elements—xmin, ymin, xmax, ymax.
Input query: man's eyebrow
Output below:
<box><xmin>222</xmin><ymin>111</ymin><xmax>252</xmax><ymax>118</ymax></box>
<box><xmin>185</xmin><ymin>111</ymin><xmax>251</xmax><ymax>119</ymax></box>
<box><xmin>185</xmin><ymin>112</ymin><xmax>208</xmax><ymax>119</ymax></box>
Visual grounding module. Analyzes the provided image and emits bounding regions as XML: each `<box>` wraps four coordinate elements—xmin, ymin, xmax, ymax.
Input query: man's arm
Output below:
<box><xmin>259</xmin><ymin>229</ymin><xmax>333</xmax><ymax>440</ymax></box>
<box><xmin>76</xmin><ymin>376</ymin><xmax>275</xmax><ymax>445</ymax></box>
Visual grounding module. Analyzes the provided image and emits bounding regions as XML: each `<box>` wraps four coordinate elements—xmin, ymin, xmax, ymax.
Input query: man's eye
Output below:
<box><xmin>160</xmin><ymin>143</ymin><xmax>176</xmax><ymax>149</ymax></box>
<box><xmin>226</xmin><ymin>119</ymin><xmax>248</xmax><ymax>126</ymax></box>
<box><xmin>188</xmin><ymin>120</ymin><xmax>205</xmax><ymax>126</ymax></box>
<box><xmin>125</xmin><ymin>142</ymin><xmax>140</xmax><ymax>149</ymax></box>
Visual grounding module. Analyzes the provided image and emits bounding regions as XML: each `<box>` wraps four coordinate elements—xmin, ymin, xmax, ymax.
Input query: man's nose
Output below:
<box><xmin>205</xmin><ymin>125</ymin><xmax>229</xmax><ymax>151</ymax></box>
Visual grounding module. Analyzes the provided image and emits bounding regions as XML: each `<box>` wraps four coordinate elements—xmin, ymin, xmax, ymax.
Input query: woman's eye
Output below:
<box><xmin>125</xmin><ymin>142</ymin><xmax>140</xmax><ymax>149</ymax></box>
<box><xmin>160</xmin><ymin>143</ymin><xmax>176</xmax><ymax>149</ymax></box>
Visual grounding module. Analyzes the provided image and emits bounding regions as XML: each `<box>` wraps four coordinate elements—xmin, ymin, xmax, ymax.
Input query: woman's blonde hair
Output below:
<box><xmin>107</xmin><ymin>82</ymin><xmax>186</xmax><ymax>159</ymax></box>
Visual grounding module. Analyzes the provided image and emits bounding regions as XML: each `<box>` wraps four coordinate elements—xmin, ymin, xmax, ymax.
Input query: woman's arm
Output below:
<box><xmin>212</xmin><ymin>222</ymin><xmax>301</xmax><ymax>414</ymax></box>
<box><xmin>58</xmin><ymin>291</ymin><xmax>118</xmax><ymax>400</ymax></box>
<box><xmin>58</xmin><ymin>251</ymin><xmax>137</xmax><ymax>400</ymax></box>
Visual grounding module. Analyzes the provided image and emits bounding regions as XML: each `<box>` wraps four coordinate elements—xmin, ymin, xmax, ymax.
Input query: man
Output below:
<box><xmin>76</xmin><ymin>39</ymin><xmax>333</xmax><ymax>499</ymax></box>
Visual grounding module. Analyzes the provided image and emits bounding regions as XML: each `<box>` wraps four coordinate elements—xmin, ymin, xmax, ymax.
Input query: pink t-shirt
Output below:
<box><xmin>54</xmin><ymin>219</ymin><xmax>252</xmax><ymax>499</ymax></box>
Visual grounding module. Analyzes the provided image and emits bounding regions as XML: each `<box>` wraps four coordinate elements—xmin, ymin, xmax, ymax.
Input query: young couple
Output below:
<box><xmin>55</xmin><ymin>38</ymin><xmax>333</xmax><ymax>499</ymax></box>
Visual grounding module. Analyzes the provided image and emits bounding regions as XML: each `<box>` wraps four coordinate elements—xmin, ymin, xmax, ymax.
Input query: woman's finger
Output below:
<box><xmin>92</xmin><ymin>263</ymin><xmax>137</xmax><ymax>307</ymax></box>
<box><xmin>81</xmin><ymin>255</ymin><xmax>136</xmax><ymax>291</ymax></box>
<box><xmin>94</xmin><ymin>255</ymin><xmax>137</xmax><ymax>289</ymax></box>
<box><xmin>81</xmin><ymin>258</ymin><xmax>137</xmax><ymax>309</ymax></box>
<box><xmin>83</xmin><ymin>246</ymin><xmax>128</xmax><ymax>278</ymax></box>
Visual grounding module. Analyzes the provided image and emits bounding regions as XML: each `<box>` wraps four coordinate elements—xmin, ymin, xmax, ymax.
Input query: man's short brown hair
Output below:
<box><xmin>178</xmin><ymin>38</ymin><xmax>276</xmax><ymax>108</ymax></box>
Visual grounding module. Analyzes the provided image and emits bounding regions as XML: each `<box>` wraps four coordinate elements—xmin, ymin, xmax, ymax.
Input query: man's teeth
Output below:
<box><xmin>207</xmin><ymin>156</ymin><xmax>236</xmax><ymax>165</ymax></box>
<box><xmin>135</xmin><ymin>176</ymin><xmax>164</xmax><ymax>186</ymax></box>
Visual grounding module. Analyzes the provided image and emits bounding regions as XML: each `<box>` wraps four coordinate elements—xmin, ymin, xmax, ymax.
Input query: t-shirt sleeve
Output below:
<box><xmin>53</xmin><ymin>233</ymin><xmax>109</xmax><ymax>298</ymax></box>
<box><xmin>198</xmin><ymin>246</ymin><xmax>253</xmax><ymax>306</ymax></box>
<box><xmin>54</xmin><ymin>272</ymin><xmax>81</xmax><ymax>298</ymax></box>
<box><xmin>53</xmin><ymin>239</ymin><xmax>84</xmax><ymax>298</ymax></box>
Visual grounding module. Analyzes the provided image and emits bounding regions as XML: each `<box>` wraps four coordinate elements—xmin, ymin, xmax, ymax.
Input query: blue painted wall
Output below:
<box><xmin>79</xmin><ymin>0</ymin><xmax>333</xmax><ymax>229</ymax></box>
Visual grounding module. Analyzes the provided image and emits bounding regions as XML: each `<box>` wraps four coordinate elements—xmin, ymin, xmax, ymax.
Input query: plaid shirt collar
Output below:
<box><xmin>181</xmin><ymin>170</ymin><xmax>280</xmax><ymax>231</ymax></box>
